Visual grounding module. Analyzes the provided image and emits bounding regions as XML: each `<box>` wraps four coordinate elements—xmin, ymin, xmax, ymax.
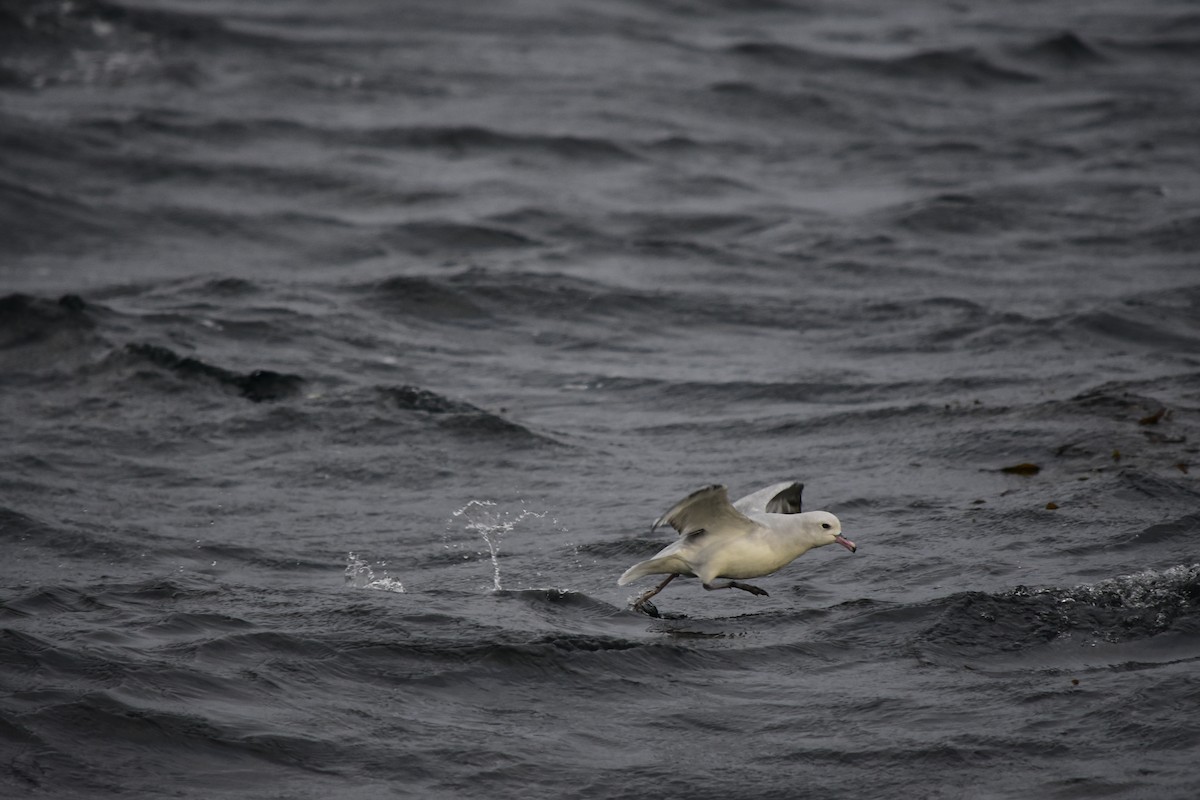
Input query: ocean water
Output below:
<box><xmin>2</xmin><ymin>0</ymin><xmax>1200</xmax><ymax>797</ymax></box>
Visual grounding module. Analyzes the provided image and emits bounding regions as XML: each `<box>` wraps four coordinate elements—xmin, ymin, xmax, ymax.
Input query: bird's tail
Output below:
<box><xmin>617</xmin><ymin>555</ymin><xmax>686</xmax><ymax>586</ymax></box>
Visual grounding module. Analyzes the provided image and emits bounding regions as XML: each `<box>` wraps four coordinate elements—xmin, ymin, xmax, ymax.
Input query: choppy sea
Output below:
<box><xmin>3</xmin><ymin>1</ymin><xmax>1200</xmax><ymax>797</ymax></box>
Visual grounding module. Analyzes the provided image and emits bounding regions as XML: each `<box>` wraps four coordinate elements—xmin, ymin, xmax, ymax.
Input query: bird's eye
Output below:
<box><xmin>821</xmin><ymin>523</ymin><xmax>832</xmax><ymax>530</ymax></box>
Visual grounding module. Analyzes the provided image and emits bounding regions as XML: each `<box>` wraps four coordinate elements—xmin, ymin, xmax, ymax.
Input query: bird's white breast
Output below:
<box><xmin>696</xmin><ymin>524</ymin><xmax>804</xmax><ymax>581</ymax></box>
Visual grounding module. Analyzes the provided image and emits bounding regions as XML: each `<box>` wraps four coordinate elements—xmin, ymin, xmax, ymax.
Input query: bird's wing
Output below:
<box><xmin>652</xmin><ymin>484</ymin><xmax>758</xmax><ymax>540</ymax></box>
<box><xmin>733</xmin><ymin>481</ymin><xmax>804</xmax><ymax>515</ymax></box>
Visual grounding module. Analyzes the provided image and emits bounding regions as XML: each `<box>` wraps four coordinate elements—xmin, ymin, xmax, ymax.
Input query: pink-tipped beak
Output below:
<box><xmin>835</xmin><ymin>534</ymin><xmax>857</xmax><ymax>553</ymax></box>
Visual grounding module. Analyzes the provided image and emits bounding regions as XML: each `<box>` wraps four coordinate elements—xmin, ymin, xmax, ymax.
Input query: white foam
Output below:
<box><xmin>344</xmin><ymin>551</ymin><xmax>406</xmax><ymax>593</ymax></box>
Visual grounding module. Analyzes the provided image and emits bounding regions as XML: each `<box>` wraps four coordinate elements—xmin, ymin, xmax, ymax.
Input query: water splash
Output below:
<box><xmin>1008</xmin><ymin>563</ymin><xmax>1200</xmax><ymax>641</ymax></box>
<box><xmin>1062</xmin><ymin>563</ymin><xmax>1200</xmax><ymax>611</ymax></box>
<box><xmin>450</xmin><ymin>500</ymin><xmax>553</xmax><ymax>591</ymax></box>
<box><xmin>1014</xmin><ymin>563</ymin><xmax>1200</xmax><ymax>610</ymax></box>
<box><xmin>344</xmin><ymin>552</ymin><xmax>406</xmax><ymax>593</ymax></box>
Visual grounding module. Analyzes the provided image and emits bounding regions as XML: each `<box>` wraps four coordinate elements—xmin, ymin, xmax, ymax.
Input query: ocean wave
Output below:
<box><xmin>612</xmin><ymin>209</ymin><xmax>776</xmax><ymax>241</ymax></box>
<box><xmin>185</xmin><ymin>276</ymin><xmax>262</xmax><ymax>299</ymax></box>
<box><xmin>0</xmin><ymin>0</ymin><xmax>240</xmax><ymax>89</ymax></box>
<box><xmin>363</xmin><ymin>274</ymin><xmax>489</xmax><ymax>321</ymax></box>
<box><xmin>889</xmin><ymin>193</ymin><xmax>1020</xmax><ymax>236</ymax></box>
<box><xmin>852</xmin><ymin>295</ymin><xmax>1045</xmax><ymax>352</ymax></box>
<box><xmin>131</xmin><ymin>611</ymin><xmax>256</xmax><ymax>642</ymax></box>
<box><xmin>1104</xmin><ymin>31</ymin><xmax>1200</xmax><ymax>60</ymax></box>
<box><xmin>357</xmin><ymin>124</ymin><xmax>639</xmax><ymax>162</ymax></box>
<box><xmin>886</xmin><ymin>49</ymin><xmax>1036</xmax><ymax>86</ymax></box>
<box><xmin>189</xmin><ymin>630</ymin><xmax>340</xmax><ymax>663</ymax></box>
<box><xmin>379</xmin><ymin>220</ymin><xmax>537</xmax><ymax>254</ymax></box>
<box><xmin>0</xmin><ymin>177</ymin><xmax>110</xmax><ymax>255</ymax></box>
<box><xmin>1126</xmin><ymin>214</ymin><xmax>1200</xmax><ymax>254</ymax></box>
<box><xmin>848</xmin><ymin>284</ymin><xmax>1200</xmax><ymax>355</ymax></box>
<box><xmin>74</xmin><ymin>114</ymin><xmax>640</xmax><ymax>166</ymax></box>
<box><xmin>727</xmin><ymin>40</ymin><xmax>1035</xmax><ymax>87</ymax></box>
<box><xmin>724</xmin><ymin>40</ymin><xmax>853</xmax><ymax>71</ymax></box>
<box><xmin>0</xmin><ymin>505</ymin><xmax>150</xmax><ymax>564</ymax></box>
<box><xmin>1116</xmin><ymin>513</ymin><xmax>1200</xmax><ymax>550</ymax></box>
<box><xmin>375</xmin><ymin>385</ymin><xmax>562</xmax><ymax>447</ymax></box>
<box><xmin>123</xmin><ymin>342</ymin><xmax>304</xmax><ymax>403</ymax></box>
<box><xmin>471</xmin><ymin>633</ymin><xmax>645</xmax><ymax>669</ymax></box>
<box><xmin>1067</xmin><ymin>309</ymin><xmax>1200</xmax><ymax>351</ymax></box>
<box><xmin>360</xmin><ymin>270</ymin><xmax>665</xmax><ymax>327</ymax></box>
<box><xmin>704</xmin><ymin>81</ymin><xmax>852</xmax><ymax>127</ymax></box>
<box><xmin>1044</xmin><ymin>384</ymin><xmax>1170</xmax><ymax>423</ymax></box>
<box><xmin>379</xmin><ymin>385</ymin><xmax>479</xmax><ymax>415</ymax></box>
<box><xmin>922</xmin><ymin>564</ymin><xmax>1200</xmax><ymax>653</ymax></box>
<box><xmin>574</xmin><ymin>373</ymin><xmax>1009</xmax><ymax>409</ymax></box>
<box><xmin>1060</xmin><ymin>284</ymin><xmax>1200</xmax><ymax>350</ymax></box>
<box><xmin>435</xmin><ymin>410</ymin><xmax>554</xmax><ymax>442</ymax></box>
<box><xmin>79</xmin><ymin>111</ymin><xmax>314</xmax><ymax>146</ymax></box>
<box><xmin>19</xmin><ymin>689</ymin><xmax>340</xmax><ymax>773</ymax></box>
<box><xmin>94</xmin><ymin>577</ymin><xmax>223</xmax><ymax>604</ymax></box>
<box><xmin>0</xmin><ymin>292</ymin><xmax>95</xmax><ymax>352</ymax></box>
<box><xmin>1010</xmin><ymin>32</ymin><xmax>1106</xmax><ymax>68</ymax></box>
<box><xmin>1108</xmin><ymin>470</ymin><xmax>1200</xmax><ymax>508</ymax></box>
<box><xmin>0</xmin><ymin>505</ymin><xmax>57</xmax><ymax>545</ymax></box>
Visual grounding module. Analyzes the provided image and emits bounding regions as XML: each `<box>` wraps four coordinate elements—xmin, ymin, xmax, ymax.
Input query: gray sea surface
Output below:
<box><xmin>2</xmin><ymin>1</ymin><xmax>1200</xmax><ymax>798</ymax></box>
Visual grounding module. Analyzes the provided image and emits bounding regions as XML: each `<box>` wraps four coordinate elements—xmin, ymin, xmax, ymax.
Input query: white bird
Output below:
<box><xmin>618</xmin><ymin>482</ymin><xmax>856</xmax><ymax>614</ymax></box>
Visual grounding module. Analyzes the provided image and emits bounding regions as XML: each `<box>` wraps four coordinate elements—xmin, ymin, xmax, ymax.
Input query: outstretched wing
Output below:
<box><xmin>733</xmin><ymin>481</ymin><xmax>804</xmax><ymax>515</ymax></box>
<box><xmin>652</xmin><ymin>484</ymin><xmax>758</xmax><ymax>540</ymax></box>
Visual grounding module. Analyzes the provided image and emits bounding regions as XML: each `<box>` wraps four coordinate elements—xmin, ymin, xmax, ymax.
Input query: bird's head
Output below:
<box><xmin>806</xmin><ymin>511</ymin><xmax>856</xmax><ymax>553</ymax></box>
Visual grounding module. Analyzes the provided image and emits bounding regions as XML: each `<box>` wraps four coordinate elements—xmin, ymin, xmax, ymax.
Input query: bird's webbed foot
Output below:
<box><xmin>631</xmin><ymin>598</ymin><xmax>661</xmax><ymax>618</ymax></box>
<box><xmin>630</xmin><ymin>574</ymin><xmax>677</xmax><ymax>617</ymax></box>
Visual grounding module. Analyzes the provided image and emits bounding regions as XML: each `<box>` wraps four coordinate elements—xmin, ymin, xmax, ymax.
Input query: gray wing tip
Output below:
<box><xmin>651</xmin><ymin>483</ymin><xmax>726</xmax><ymax>531</ymax></box>
<box><xmin>765</xmin><ymin>481</ymin><xmax>805</xmax><ymax>514</ymax></box>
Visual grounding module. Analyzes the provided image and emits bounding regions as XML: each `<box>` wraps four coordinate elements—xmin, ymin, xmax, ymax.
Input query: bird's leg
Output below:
<box><xmin>632</xmin><ymin>573</ymin><xmax>678</xmax><ymax>613</ymax></box>
<box><xmin>703</xmin><ymin>580</ymin><xmax>769</xmax><ymax>597</ymax></box>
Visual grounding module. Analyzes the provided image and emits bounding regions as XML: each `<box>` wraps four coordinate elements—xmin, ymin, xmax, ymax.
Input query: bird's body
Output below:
<box><xmin>618</xmin><ymin>482</ymin><xmax>855</xmax><ymax>612</ymax></box>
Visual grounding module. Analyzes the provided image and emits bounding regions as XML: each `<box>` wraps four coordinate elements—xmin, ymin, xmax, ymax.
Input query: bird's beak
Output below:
<box><xmin>835</xmin><ymin>534</ymin><xmax>857</xmax><ymax>553</ymax></box>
